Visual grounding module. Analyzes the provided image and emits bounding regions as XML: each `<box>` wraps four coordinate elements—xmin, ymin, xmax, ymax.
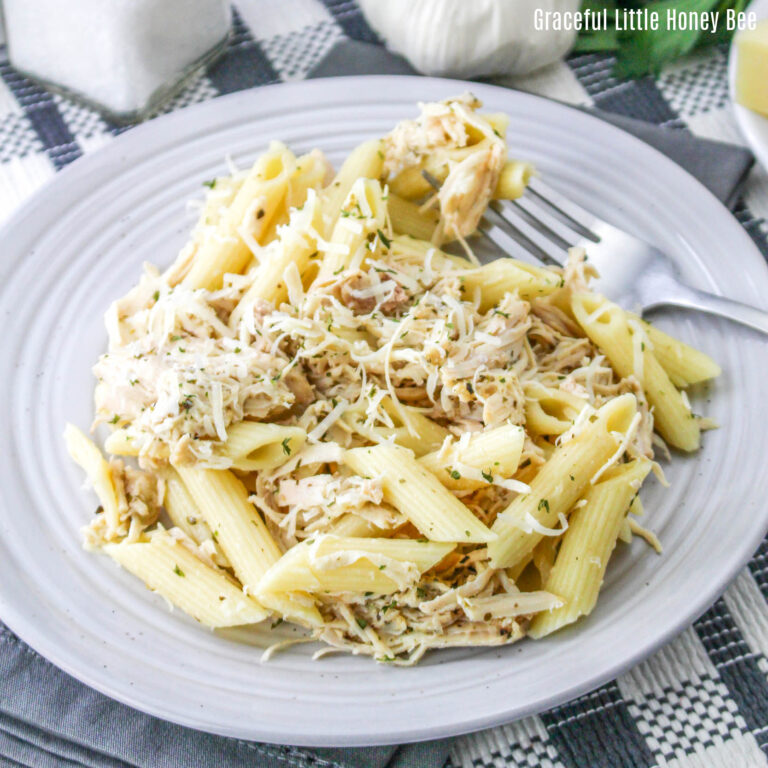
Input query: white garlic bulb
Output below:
<box><xmin>358</xmin><ymin>0</ymin><xmax>581</xmax><ymax>78</ymax></box>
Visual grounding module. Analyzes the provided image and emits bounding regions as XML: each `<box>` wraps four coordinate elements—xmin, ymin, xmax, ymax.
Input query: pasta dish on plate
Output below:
<box><xmin>65</xmin><ymin>95</ymin><xmax>720</xmax><ymax>665</ymax></box>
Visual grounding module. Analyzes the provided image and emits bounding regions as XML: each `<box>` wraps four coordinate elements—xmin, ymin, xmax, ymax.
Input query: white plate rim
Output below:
<box><xmin>0</xmin><ymin>75</ymin><xmax>767</xmax><ymax>746</ymax></box>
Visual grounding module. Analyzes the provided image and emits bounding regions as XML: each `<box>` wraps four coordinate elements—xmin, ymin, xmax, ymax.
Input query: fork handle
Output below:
<box><xmin>647</xmin><ymin>285</ymin><xmax>768</xmax><ymax>335</ymax></box>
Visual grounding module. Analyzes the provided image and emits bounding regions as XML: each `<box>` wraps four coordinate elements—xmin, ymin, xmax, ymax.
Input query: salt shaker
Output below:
<box><xmin>2</xmin><ymin>0</ymin><xmax>231</xmax><ymax>122</ymax></box>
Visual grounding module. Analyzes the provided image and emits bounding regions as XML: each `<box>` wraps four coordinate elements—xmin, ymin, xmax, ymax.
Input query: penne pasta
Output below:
<box><xmin>64</xmin><ymin>424</ymin><xmax>121</xmax><ymax>538</ymax></box>
<box><xmin>493</xmin><ymin>159</ymin><xmax>535</xmax><ymax>200</ymax></box>
<box><xmin>389</xmin><ymin>234</ymin><xmax>470</xmax><ymax>270</ymax></box>
<box><xmin>172</xmin><ymin>466</ymin><xmax>282</xmax><ymax>586</ymax></box>
<box><xmin>571</xmin><ymin>293</ymin><xmax>700</xmax><ymax>451</ymax></box>
<box><xmin>524</xmin><ymin>383</ymin><xmax>588</xmax><ymax>437</ymax></box>
<box><xmin>388</xmin><ymin>164</ymin><xmax>434</xmax><ymax>200</ymax></box>
<box><xmin>319</xmin><ymin>139</ymin><xmax>384</xmax><ymax>235</ymax></box>
<box><xmin>230</xmin><ymin>191</ymin><xmax>324</xmax><ymax>314</ymax></box>
<box><xmin>258</xmin><ymin>536</ymin><xmax>455</xmax><ymax>595</ymax></box>
<box><xmin>316</xmin><ymin>178</ymin><xmax>388</xmax><ymax>281</ymax></box>
<box><xmin>387</xmin><ymin>192</ymin><xmax>440</xmax><ymax>240</ymax></box>
<box><xmin>105</xmin><ymin>532</ymin><xmax>267</xmax><ymax>628</ymax></box>
<box><xmin>173</xmin><ymin>465</ymin><xmax>322</xmax><ymax>626</ymax></box>
<box><xmin>285</xmin><ymin>149</ymin><xmax>332</xmax><ymax>211</ymax></box>
<box><xmin>160</xmin><ymin>467</ymin><xmax>229</xmax><ymax>567</ymax></box>
<box><xmin>528</xmin><ymin>459</ymin><xmax>651</xmax><ymax>638</ymax></box>
<box><xmin>462</xmin><ymin>259</ymin><xmax>563</xmax><ymax>309</ymax></box>
<box><xmin>183</xmin><ymin>142</ymin><xmax>296</xmax><ymax>290</ymax></box>
<box><xmin>344</xmin><ymin>443</ymin><xmax>496</xmax><ymax>543</ymax></box>
<box><xmin>418</xmin><ymin>424</ymin><xmax>525</xmax><ymax>491</ymax></box>
<box><xmin>380</xmin><ymin>397</ymin><xmax>450</xmax><ymax>454</ymax></box>
<box><xmin>488</xmin><ymin>394</ymin><xmax>638</xmax><ymax>569</ymax></box>
<box><xmin>328</xmin><ymin>510</ymin><xmax>403</xmax><ymax>538</ymax></box>
<box><xmin>222</xmin><ymin>422</ymin><xmax>306</xmax><ymax>472</ymax></box>
<box><xmin>632</xmin><ymin>315</ymin><xmax>721</xmax><ymax>387</ymax></box>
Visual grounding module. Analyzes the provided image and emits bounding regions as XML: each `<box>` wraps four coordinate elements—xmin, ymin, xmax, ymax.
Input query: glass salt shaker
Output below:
<box><xmin>2</xmin><ymin>0</ymin><xmax>231</xmax><ymax>123</ymax></box>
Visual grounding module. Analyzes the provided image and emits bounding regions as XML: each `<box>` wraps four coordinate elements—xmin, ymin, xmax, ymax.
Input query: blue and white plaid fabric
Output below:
<box><xmin>1</xmin><ymin>2</ymin><xmax>768</xmax><ymax>766</ymax></box>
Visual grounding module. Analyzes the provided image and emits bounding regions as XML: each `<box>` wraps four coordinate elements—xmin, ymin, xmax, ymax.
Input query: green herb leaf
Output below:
<box><xmin>576</xmin><ymin>0</ymin><xmax>747</xmax><ymax>79</ymax></box>
<box><xmin>376</xmin><ymin>229</ymin><xmax>392</xmax><ymax>249</ymax></box>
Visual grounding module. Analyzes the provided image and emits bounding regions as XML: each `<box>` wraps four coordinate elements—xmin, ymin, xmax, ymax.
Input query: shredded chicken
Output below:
<box><xmin>382</xmin><ymin>94</ymin><xmax>506</xmax><ymax>240</ymax></box>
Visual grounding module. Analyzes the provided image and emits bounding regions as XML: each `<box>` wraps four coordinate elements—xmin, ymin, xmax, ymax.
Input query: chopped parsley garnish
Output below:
<box><xmin>378</xmin><ymin>564</ymin><xmax>386</xmax><ymax>570</ymax></box>
<box><xmin>416</xmin><ymin>587</ymin><xmax>427</xmax><ymax>599</ymax></box>
<box><xmin>333</xmin><ymin>265</ymin><xmax>345</xmax><ymax>275</ymax></box>
<box><xmin>450</xmin><ymin>470</ymin><xmax>461</xmax><ymax>480</ymax></box>
<box><xmin>481</xmin><ymin>470</ymin><xmax>493</xmax><ymax>483</ymax></box>
<box><xmin>173</xmin><ymin>565</ymin><xmax>185</xmax><ymax>577</ymax></box>
<box><xmin>356</xmin><ymin>618</ymin><xmax>368</xmax><ymax>629</ymax></box>
<box><xmin>538</xmin><ymin>498</ymin><xmax>550</xmax><ymax>513</ymax></box>
<box><xmin>180</xmin><ymin>396</ymin><xmax>195</xmax><ymax>411</ymax></box>
<box><xmin>170</xmin><ymin>335</ymin><xmax>181</xmax><ymax>341</ymax></box>
<box><xmin>493</xmin><ymin>309</ymin><xmax>509</xmax><ymax>318</ymax></box>
<box><xmin>202</xmin><ymin>179</ymin><xmax>216</xmax><ymax>189</ymax></box>
<box><xmin>109</xmin><ymin>414</ymin><xmax>120</xmax><ymax>424</ymax></box>
<box><xmin>281</xmin><ymin>437</ymin><xmax>292</xmax><ymax>456</ymax></box>
<box><xmin>152</xmin><ymin>290</ymin><xmax>159</xmax><ymax>302</ymax></box>
<box><xmin>376</xmin><ymin>229</ymin><xmax>392</xmax><ymax>249</ymax></box>
<box><xmin>234</xmin><ymin>347</ymin><xmax>241</xmax><ymax>353</ymax></box>
<box><xmin>271</xmin><ymin>618</ymin><xmax>284</xmax><ymax>629</ymax></box>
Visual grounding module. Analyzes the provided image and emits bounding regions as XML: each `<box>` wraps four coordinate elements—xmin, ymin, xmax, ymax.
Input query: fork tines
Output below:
<box><xmin>420</xmin><ymin>170</ymin><xmax>601</xmax><ymax>268</ymax></box>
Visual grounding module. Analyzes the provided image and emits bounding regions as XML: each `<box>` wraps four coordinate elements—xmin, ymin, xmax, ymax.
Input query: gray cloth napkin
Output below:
<box><xmin>0</xmin><ymin>625</ymin><xmax>450</xmax><ymax>767</ymax></box>
<box><xmin>0</xmin><ymin>38</ymin><xmax>755</xmax><ymax>768</ymax></box>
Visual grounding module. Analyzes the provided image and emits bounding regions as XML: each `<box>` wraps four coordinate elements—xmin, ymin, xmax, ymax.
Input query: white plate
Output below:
<box><xmin>1</xmin><ymin>76</ymin><xmax>768</xmax><ymax>747</ymax></box>
<box><xmin>729</xmin><ymin>0</ymin><xmax>768</xmax><ymax>169</ymax></box>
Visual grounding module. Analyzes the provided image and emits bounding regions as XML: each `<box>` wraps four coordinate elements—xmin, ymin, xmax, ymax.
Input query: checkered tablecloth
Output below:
<box><xmin>1</xmin><ymin>2</ymin><xmax>768</xmax><ymax>767</ymax></box>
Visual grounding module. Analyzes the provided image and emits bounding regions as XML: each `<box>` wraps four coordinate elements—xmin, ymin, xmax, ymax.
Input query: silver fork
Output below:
<box><xmin>424</xmin><ymin>171</ymin><xmax>768</xmax><ymax>334</ymax></box>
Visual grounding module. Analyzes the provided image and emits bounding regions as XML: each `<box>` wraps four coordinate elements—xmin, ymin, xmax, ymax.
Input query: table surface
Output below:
<box><xmin>1</xmin><ymin>2</ymin><xmax>768</xmax><ymax>768</ymax></box>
